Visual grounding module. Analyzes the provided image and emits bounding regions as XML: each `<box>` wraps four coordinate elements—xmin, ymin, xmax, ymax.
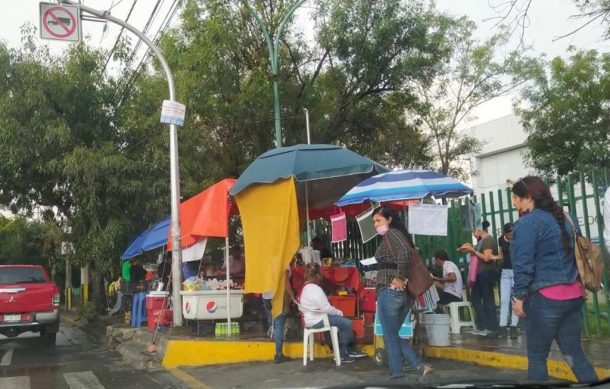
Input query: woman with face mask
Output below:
<box><xmin>372</xmin><ymin>206</ymin><xmax>432</xmax><ymax>380</ymax></box>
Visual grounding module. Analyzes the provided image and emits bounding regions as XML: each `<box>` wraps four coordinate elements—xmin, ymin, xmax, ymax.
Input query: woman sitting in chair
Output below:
<box><xmin>299</xmin><ymin>263</ymin><xmax>355</xmax><ymax>363</ymax></box>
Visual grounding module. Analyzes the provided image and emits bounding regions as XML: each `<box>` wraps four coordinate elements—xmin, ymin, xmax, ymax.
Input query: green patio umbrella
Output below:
<box><xmin>230</xmin><ymin>144</ymin><xmax>388</xmax><ymax>243</ymax></box>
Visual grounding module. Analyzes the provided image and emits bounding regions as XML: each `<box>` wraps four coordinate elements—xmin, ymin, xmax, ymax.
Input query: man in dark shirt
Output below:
<box><xmin>130</xmin><ymin>259</ymin><xmax>147</xmax><ymax>284</ymax></box>
<box><xmin>463</xmin><ymin>220</ymin><xmax>499</xmax><ymax>337</ymax></box>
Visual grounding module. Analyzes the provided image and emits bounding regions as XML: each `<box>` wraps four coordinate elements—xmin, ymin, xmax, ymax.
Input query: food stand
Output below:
<box><xmin>181</xmin><ymin>290</ymin><xmax>244</xmax><ymax>320</ymax></box>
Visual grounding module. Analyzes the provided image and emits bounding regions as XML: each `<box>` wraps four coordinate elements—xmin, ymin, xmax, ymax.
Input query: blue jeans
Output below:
<box><xmin>525</xmin><ymin>293</ymin><xmax>597</xmax><ymax>383</ymax></box>
<box><xmin>310</xmin><ymin>315</ymin><xmax>352</xmax><ymax>357</ymax></box>
<box><xmin>377</xmin><ymin>288</ymin><xmax>421</xmax><ymax>377</ymax></box>
<box><xmin>273</xmin><ymin>313</ymin><xmax>287</xmax><ymax>356</ymax></box>
<box><xmin>471</xmin><ymin>270</ymin><xmax>498</xmax><ymax>331</ymax></box>
<box><xmin>499</xmin><ymin>269</ymin><xmax>519</xmax><ymax>327</ymax></box>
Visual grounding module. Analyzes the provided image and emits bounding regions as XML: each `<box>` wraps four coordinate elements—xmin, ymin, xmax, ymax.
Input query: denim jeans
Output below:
<box><xmin>377</xmin><ymin>288</ymin><xmax>421</xmax><ymax>377</ymax></box>
<box><xmin>525</xmin><ymin>293</ymin><xmax>598</xmax><ymax>383</ymax></box>
<box><xmin>273</xmin><ymin>313</ymin><xmax>287</xmax><ymax>356</ymax></box>
<box><xmin>499</xmin><ymin>269</ymin><xmax>519</xmax><ymax>327</ymax></box>
<box><xmin>471</xmin><ymin>270</ymin><xmax>499</xmax><ymax>331</ymax></box>
<box><xmin>310</xmin><ymin>315</ymin><xmax>353</xmax><ymax>357</ymax></box>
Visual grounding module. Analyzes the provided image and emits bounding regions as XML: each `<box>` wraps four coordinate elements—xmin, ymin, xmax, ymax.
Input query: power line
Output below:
<box><xmin>126</xmin><ymin>0</ymin><xmax>165</xmax><ymax>67</ymax></box>
<box><xmin>117</xmin><ymin>0</ymin><xmax>182</xmax><ymax>107</ymax></box>
<box><xmin>100</xmin><ymin>0</ymin><xmax>139</xmax><ymax>76</ymax></box>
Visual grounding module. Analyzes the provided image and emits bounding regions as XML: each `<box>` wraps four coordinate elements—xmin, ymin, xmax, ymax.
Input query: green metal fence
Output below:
<box><xmin>477</xmin><ymin>168</ymin><xmax>609</xmax><ymax>337</ymax></box>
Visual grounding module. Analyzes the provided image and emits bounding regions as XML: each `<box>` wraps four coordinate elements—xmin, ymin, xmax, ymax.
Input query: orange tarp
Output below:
<box><xmin>168</xmin><ymin>178</ymin><xmax>237</xmax><ymax>249</ymax></box>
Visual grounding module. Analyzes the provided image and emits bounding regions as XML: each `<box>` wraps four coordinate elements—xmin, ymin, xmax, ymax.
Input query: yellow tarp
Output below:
<box><xmin>235</xmin><ymin>177</ymin><xmax>300</xmax><ymax>319</ymax></box>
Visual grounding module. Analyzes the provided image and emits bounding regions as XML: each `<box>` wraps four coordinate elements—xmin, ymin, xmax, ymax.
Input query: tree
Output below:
<box><xmin>294</xmin><ymin>0</ymin><xmax>452</xmax><ymax>168</ymax></box>
<box><xmin>410</xmin><ymin>17</ymin><xmax>537</xmax><ymax>178</ymax></box>
<box><xmin>515</xmin><ymin>49</ymin><xmax>610</xmax><ymax>177</ymax></box>
<box><xmin>0</xmin><ymin>215</ymin><xmax>59</xmax><ymax>266</ymax></box>
<box><xmin>488</xmin><ymin>0</ymin><xmax>610</xmax><ymax>45</ymax></box>
<box><xmin>0</xmin><ymin>33</ymin><xmax>173</xmax><ymax>312</ymax></box>
<box><xmin>160</xmin><ymin>0</ymin><xmax>454</xmax><ymax>171</ymax></box>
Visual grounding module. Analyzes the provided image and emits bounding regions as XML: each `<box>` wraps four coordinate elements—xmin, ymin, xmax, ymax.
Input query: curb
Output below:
<box><xmin>162</xmin><ymin>338</ymin><xmax>376</xmax><ymax>368</ymax></box>
<box><xmin>424</xmin><ymin>346</ymin><xmax>610</xmax><ymax>383</ymax></box>
<box><xmin>161</xmin><ymin>337</ymin><xmax>609</xmax><ymax>383</ymax></box>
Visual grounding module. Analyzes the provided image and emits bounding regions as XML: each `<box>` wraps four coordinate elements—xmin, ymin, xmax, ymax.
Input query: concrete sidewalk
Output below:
<box><xmin>424</xmin><ymin>330</ymin><xmax>610</xmax><ymax>382</ymax></box>
<box><xmin>161</xmin><ymin>328</ymin><xmax>610</xmax><ymax>383</ymax></box>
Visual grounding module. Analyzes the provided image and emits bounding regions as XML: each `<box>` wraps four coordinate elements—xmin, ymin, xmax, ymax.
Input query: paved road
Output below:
<box><xmin>180</xmin><ymin>356</ymin><xmax>532</xmax><ymax>388</ymax></box>
<box><xmin>0</xmin><ymin>322</ymin><xmax>183</xmax><ymax>389</ymax></box>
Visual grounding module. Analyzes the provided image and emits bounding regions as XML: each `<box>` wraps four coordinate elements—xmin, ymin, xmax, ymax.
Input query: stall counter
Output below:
<box><xmin>180</xmin><ymin>290</ymin><xmax>244</xmax><ymax>320</ymax></box>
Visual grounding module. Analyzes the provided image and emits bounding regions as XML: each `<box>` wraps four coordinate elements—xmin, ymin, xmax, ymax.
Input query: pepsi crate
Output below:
<box><xmin>180</xmin><ymin>290</ymin><xmax>244</xmax><ymax>320</ymax></box>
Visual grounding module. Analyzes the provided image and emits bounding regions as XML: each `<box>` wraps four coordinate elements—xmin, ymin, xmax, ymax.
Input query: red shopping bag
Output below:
<box><xmin>467</xmin><ymin>254</ymin><xmax>479</xmax><ymax>287</ymax></box>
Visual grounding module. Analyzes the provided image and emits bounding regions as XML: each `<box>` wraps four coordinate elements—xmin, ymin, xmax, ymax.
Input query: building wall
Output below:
<box><xmin>465</xmin><ymin>114</ymin><xmax>533</xmax><ymax>195</ymax></box>
<box><xmin>463</xmin><ymin>113</ymin><xmax>603</xmax><ymax>240</ymax></box>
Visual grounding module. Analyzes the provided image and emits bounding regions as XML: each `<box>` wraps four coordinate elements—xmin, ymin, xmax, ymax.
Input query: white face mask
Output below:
<box><xmin>376</xmin><ymin>224</ymin><xmax>389</xmax><ymax>236</ymax></box>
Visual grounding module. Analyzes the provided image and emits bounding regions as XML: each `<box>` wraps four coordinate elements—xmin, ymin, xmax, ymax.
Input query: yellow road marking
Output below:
<box><xmin>169</xmin><ymin>368</ymin><xmax>210</xmax><ymax>389</ymax></box>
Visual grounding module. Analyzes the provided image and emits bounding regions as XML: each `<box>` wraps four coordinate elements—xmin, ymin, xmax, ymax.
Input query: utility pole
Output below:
<box><xmin>244</xmin><ymin>0</ymin><xmax>306</xmax><ymax>148</ymax></box>
<box><xmin>58</xmin><ymin>0</ymin><xmax>185</xmax><ymax>326</ymax></box>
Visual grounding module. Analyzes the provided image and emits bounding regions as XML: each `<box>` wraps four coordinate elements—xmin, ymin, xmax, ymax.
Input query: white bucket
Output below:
<box><xmin>423</xmin><ymin>313</ymin><xmax>451</xmax><ymax>347</ymax></box>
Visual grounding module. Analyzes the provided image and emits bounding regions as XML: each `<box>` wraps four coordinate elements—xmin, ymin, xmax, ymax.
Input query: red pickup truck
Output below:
<box><xmin>0</xmin><ymin>265</ymin><xmax>60</xmax><ymax>345</ymax></box>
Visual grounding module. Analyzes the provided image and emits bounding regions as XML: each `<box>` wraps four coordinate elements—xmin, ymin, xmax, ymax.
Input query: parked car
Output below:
<box><xmin>0</xmin><ymin>265</ymin><xmax>60</xmax><ymax>345</ymax></box>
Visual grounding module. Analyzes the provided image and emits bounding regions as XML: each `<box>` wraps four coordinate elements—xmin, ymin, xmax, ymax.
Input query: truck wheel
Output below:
<box><xmin>41</xmin><ymin>330</ymin><xmax>57</xmax><ymax>346</ymax></box>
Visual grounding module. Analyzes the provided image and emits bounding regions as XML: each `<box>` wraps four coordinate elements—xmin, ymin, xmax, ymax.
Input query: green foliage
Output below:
<box><xmin>158</xmin><ymin>0</ymin><xmax>454</xmax><ymax>171</ymax></box>
<box><xmin>0</xmin><ymin>36</ymin><xmax>172</xmax><ymax>310</ymax></box>
<box><xmin>0</xmin><ymin>215</ymin><xmax>61</xmax><ymax>266</ymax></box>
<box><xmin>76</xmin><ymin>301</ymin><xmax>97</xmax><ymax>322</ymax></box>
<box><xmin>516</xmin><ymin>49</ymin><xmax>610</xmax><ymax>177</ymax></box>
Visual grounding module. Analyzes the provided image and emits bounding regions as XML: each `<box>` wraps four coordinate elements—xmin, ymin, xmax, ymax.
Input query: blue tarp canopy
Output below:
<box><xmin>121</xmin><ymin>217</ymin><xmax>170</xmax><ymax>260</ymax></box>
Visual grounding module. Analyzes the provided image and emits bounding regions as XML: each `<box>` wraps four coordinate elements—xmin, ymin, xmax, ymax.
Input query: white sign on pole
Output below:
<box><xmin>160</xmin><ymin>100</ymin><xmax>186</xmax><ymax>127</ymax></box>
<box><xmin>61</xmin><ymin>242</ymin><xmax>74</xmax><ymax>255</ymax></box>
<box><xmin>39</xmin><ymin>2</ymin><xmax>81</xmax><ymax>42</ymax></box>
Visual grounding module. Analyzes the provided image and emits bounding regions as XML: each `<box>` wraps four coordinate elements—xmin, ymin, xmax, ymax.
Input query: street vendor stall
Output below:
<box><xmin>335</xmin><ymin>169</ymin><xmax>473</xmax><ymax>358</ymax></box>
<box><xmin>167</xmin><ymin>178</ymin><xmax>244</xmax><ymax>334</ymax></box>
<box><xmin>230</xmin><ymin>144</ymin><xmax>388</xmax><ymax>320</ymax></box>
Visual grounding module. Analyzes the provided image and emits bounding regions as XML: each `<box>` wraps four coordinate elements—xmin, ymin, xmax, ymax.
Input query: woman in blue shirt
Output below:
<box><xmin>510</xmin><ymin>176</ymin><xmax>597</xmax><ymax>383</ymax></box>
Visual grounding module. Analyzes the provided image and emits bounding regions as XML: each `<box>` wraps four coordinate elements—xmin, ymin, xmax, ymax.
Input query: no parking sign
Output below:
<box><xmin>39</xmin><ymin>2</ymin><xmax>81</xmax><ymax>42</ymax></box>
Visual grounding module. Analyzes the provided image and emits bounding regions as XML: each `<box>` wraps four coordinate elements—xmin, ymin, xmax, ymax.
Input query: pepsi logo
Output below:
<box><xmin>206</xmin><ymin>301</ymin><xmax>217</xmax><ymax>313</ymax></box>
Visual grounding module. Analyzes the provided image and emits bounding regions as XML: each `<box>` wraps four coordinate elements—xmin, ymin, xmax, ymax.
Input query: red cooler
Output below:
<box><xmin>147</xmin><ymin>309</ymin><xmax>173</xmax><ymax>331</ymax></box>
<box><xmin>146</xmin><ymin>292</ymin><xmax>169</xmax><ymax>310</ymax></box>
<box><xmin>359</xmin><ymin>288</ymin><xmax>376</xmax><ymax>313</ymax></box>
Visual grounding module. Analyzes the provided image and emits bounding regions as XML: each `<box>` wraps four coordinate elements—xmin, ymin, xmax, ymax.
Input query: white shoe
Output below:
<box><xmin>471</xmin><ymin>329</ymin><xmax>490</xmax><ymax>336</ymax></box>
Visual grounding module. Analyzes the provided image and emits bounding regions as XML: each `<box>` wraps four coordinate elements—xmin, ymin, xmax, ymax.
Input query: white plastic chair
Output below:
<box><xmin>443</xmin><ymin>293</ymin><xmax>477</xmax><ymax>334</ymax></box>
<box><xmin>297</xmin><ymin>304</ymin><xmax>341</xmax><ymax>367</ymax></box>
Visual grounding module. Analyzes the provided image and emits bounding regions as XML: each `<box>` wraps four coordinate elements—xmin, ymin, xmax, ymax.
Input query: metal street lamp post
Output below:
<box><xmin>60</xmin><ymin>0</ymin><xmax>184</xmax><ymax>326</ymax></box>
<box><xmin>244</xmin><ymin>0</ymin><xmax>306</xmax><ymax>148</ymax></box>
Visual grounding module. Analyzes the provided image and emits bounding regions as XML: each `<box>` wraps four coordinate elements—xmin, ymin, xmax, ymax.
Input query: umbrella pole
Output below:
<box><xmin>305</xmin><ymin>182</ymin><xmax>311</xmax><ymax>248</ymax></box>
<box><xmin>225</xmin><ymin>236</ymin><xmax>231</xmax><ymax>337</ymax></box>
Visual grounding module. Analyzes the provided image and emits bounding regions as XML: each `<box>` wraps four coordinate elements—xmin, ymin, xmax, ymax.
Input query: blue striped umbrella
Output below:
<box><xmin>336</xmin><ymin>169</ymin><xmax>472</xmax><ymax>206</ymax></box>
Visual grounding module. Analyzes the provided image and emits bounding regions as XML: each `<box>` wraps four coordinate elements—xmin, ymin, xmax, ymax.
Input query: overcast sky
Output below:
<box><xmin>2</xmin><ymin>0</ymin><xmax>608</xmax><ymax>125</ymax></box>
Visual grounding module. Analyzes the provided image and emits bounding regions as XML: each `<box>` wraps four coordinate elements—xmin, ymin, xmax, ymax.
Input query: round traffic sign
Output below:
<box><xmin>42</xmin><ymin>7</ymin><xmax>77</xmax><ymax>39</ymax></box>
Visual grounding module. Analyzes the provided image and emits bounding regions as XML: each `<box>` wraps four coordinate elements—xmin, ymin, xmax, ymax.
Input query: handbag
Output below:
<box><xmin>406</xmin><ymin>249</ymin><xmax>434</xmax><ymax>297</ymax></box>
<box><xmin>467</xmin><ymin>254</ymin><xmax>479</xmax><ymax>287</ymax></box>
<box><xmin>565</xmin><ymin>214</ymin><xmax>603</xmax><ymax>292</ymax></box>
